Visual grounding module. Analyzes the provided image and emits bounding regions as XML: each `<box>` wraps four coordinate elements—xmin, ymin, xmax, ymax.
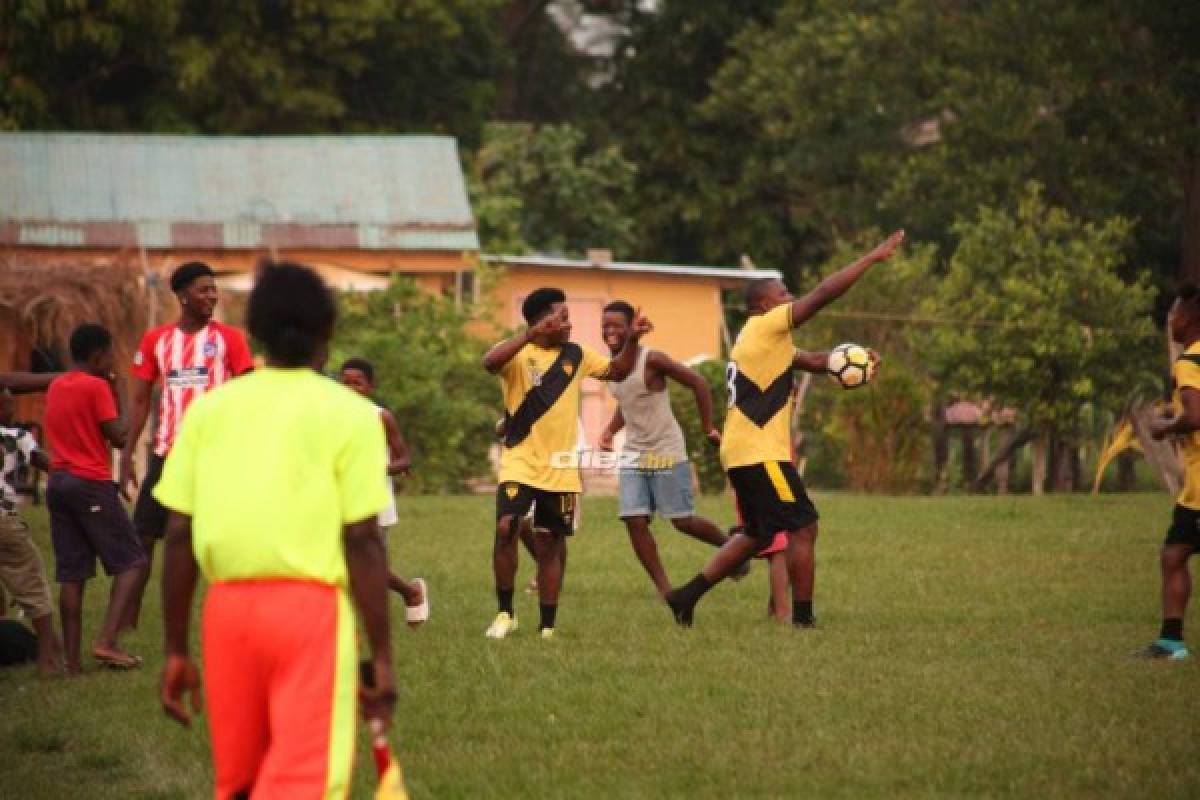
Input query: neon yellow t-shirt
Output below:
<box><xmin>721</xmin><ymin>303</ymin><xmax>797</xmax><ymax>469</ymax></box>
<box><xmin>498</xmin><ymin>342</ymin><xmax>610</xmax><ymax>492</ymax></box>
<box><xmin>153</xmin><ymin>368</ymin><xmax>390</xmax><ymax>586</ymax></box>
<box><xmin>1173</xmin><ymin>342</ymin><xmax>1200</xmax><ymax>510</ymax></box>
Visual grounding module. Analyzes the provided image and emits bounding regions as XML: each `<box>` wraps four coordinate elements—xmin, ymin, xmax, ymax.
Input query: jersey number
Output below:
<box><xmin>725</xmin><ymin>361</ymin><xmax>738</xmax><ymax>409</ymax></box>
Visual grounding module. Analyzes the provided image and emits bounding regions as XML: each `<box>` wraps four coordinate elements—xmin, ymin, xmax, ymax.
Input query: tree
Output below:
<box><xmin>469</xmin><ymin>121</ymin><xmax>638</xmax><ymax>256</ymax></box>
<box><xmin>701</xmin><ymin>0</ymin><xmax>1199</xmax><ymax>287</ymax></box>
<box><xmin>923</xmin><ymin>184</ymin><xmax>1159</xmax><ymax>493</ymax></box>
<box><xmin>332</xmin><ymin>279</ymin><xmax>499</xmax><ymax>493</ymax></box>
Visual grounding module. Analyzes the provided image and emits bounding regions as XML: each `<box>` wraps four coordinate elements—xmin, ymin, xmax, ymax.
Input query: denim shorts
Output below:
<box><xmin>618</xmin><ymin>460</ymin><xmax>694</xmax><ymax>520</ymax></box>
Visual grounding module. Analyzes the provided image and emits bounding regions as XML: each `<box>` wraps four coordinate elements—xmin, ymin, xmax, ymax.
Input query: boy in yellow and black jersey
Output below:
<box><xmin>666</xmin><ymin>230</ymin><xmax>905</xmax><ymax>628</ymax></box>
<box><xmin>483</xmin><ymin>287</ymin><xmax>652</xmax><ymax>639</ymax></box>
<box><xmin>1140</xmin><ymin>284</ymin><xmax>1200</xmax><ymax>661</ymax></box>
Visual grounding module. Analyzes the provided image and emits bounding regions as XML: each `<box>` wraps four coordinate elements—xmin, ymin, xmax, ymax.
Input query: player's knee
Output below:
<box><xmin>496</xmin><ymin>515</ymin><xmax>518</xmax><ymax>542</ymax></box>
<box><xmin>1161</xmin><ymin>545</ymin><xmax>1191</xmax><ymax>571</ymax></box>
<box><xmin>669</xmin><ymin>516</ymin><xmax>693</xmax><ymax>533</ymax></box>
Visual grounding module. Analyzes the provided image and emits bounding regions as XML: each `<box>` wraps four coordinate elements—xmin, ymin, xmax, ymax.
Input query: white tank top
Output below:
<box><xmin>607</xmin><ymin>347</ymin><xmax>688</xmax><ymax>463</ymax></box>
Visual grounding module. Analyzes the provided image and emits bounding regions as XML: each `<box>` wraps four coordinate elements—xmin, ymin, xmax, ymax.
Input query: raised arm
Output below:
<box><xmin>602</xmin><ymin>310</ymin><xmax>654</xmax><ymax>382</ymax></box>
<box><xmin>482</xmin><ymin>307</ymin><xmax>568</xmax><ymax>374</ymax></box>
<box><xmin>380</xmin><ymin>409</ymin><xmax>412</xmax><ymax>477</ymax></box>
<box><xmin>648</xmin><ymin>351</ymin><xmax>720</xmax><ymax>445</ymax></box>
<box><xmin>119</xmin><ymin>377</ymin><xmax>154</xmax><ymax>497</ymax></box>
<box><xmin>344</xmin><ymin>518</ymin><xmax>395</xmax><ymax>727</ymax></box>
<box><xmin>789</xmin><ymin>230</ymin><xmax>905</xmax><ymax>329</ymax></box>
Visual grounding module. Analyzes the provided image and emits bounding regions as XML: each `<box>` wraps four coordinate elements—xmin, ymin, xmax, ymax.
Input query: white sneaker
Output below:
<box><xmin>540</xmin><ymin>627</ymin><xmax>555</xmax><ymax>640</ymax></box>
<box><xmin>485</xmin><ymin>611</ymin><xmax>518</xmax><ymax>639</ymax></box>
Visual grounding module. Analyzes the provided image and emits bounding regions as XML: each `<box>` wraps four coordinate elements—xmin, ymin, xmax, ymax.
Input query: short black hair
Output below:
<box><xmin>522</xmin><ymin>287</ymin><xmax>566</xmax><ymax>325</ymax></box>
<box><xmin>340</xmin><ymin>357</ymin><xmax>375</xmax><ymax>384</ymax></box>
<box><xmin>745</xmin><ymin>278</ymin><xmax>780</xmax><ymax>312</ymax></box>
<box><xmin>170</xmin><ymin>261</ymin><xmax>215</xmax><ymax>293</ymax></box>
<box><xmin>246</xmin><ymin>261</ymin><xmax>336</xmax><ymax>368</ymax></box>
<box><xmin>603</xmin><ymin>300</ymin><xmax>635</xmax><ymax>323</ymax></box>
<box><xmin>69</xmin><ymin>323</ymin><xmax>113</xmax><ymax>363</ymax></box>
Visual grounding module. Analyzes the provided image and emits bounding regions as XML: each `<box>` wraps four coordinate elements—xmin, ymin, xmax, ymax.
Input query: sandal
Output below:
<box><xmin>405</xmin><ymin>578</ymin><xmax>429</xmax><ymax>628</ymax></box>
<box><xmin>93</xmin><ymin>648</ymin><xmax>143</xmax><ymax>670</ymax></box>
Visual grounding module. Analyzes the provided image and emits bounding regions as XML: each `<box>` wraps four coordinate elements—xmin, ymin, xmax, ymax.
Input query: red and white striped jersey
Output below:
<box><xmin>132</xmin><ymin>321</ymin><xmax>255</xmax><ymax>456</ymax></box>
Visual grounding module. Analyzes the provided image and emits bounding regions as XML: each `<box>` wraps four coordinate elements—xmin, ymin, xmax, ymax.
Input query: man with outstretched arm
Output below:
<box><xmin>666</xmin><ymin>230</ymin><xmax>905</xmax><ymax>628</ymax></box>
<box><xmin>483</xmin><ymin>287</ymin><xmax>652</xmax><ymax>639</ymax></box>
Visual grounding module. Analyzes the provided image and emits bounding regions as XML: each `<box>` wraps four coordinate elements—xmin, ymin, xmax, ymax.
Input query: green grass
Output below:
<box><xmin>2</xmin><ymin>493</ymin><xmax>1198</xmax><ymax>798</ymax></box>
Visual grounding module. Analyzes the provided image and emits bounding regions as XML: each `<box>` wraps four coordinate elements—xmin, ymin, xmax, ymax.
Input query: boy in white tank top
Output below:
<box><xmin>340</xmin><ymin>358</ymin><xmax>429</xmax><ymax>627</ymax></box>
<box><xmin>599</xmin><ymin>301</ymin><xmax>747</xmax><ymax>598</ymax></box>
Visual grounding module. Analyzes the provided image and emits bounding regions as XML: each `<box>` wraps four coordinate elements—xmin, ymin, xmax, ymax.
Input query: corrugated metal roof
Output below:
<box><xmin>488</xmin><ymin>254</ymin><xmax>782</xmax><ymax>283</ymax></box>
<box><xmin>0</xmin><ymin>133</ymin><xmax>479</xmax><ymax>252</ymax></box>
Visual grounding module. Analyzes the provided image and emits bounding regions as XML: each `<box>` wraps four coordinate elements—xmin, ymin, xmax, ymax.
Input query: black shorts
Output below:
<box><xmin>728</xmin><ymin>461</ymin><xmax>819</xmax><ymax>540</ymax></box>
<box><xmin>47</xmin><ymin>472</ymin><xmax>146</xmax><ymax>583</ymax></box>
<box><xmin>132</xmin><ymin>454</ymin><xmax>168</xmax><ymax>539</ymax></box>
<box><xmin>496</xmin><ymin>482</ymin><xmax>577</xmax><ymax>537</ymax></box>
<box><xmin>1165</xmin><ymin>505</ymin><xmax>1200</xmax><ymax>550</ymax></box>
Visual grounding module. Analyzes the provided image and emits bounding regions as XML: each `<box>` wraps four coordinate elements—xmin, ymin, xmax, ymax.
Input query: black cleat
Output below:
<box><xmin>665</xmin><ymin>589</ymin><xmax>695</xmax><ymax>627</ymax></box>
<box><xmin>793</xmin><ymin>616</ymin><xmax>818</xmax><ymax>630</ymax></box>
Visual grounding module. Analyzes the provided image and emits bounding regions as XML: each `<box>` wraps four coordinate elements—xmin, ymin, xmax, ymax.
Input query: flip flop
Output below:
<box><xmin>93</xmin><ymin>649</ymin><xmax>143</xmax><ymax>670</ymax></box>
<box><xmin>405</xmin><ymin>578</ymin><xmax>429</xmax><ymax>628</ymax></box>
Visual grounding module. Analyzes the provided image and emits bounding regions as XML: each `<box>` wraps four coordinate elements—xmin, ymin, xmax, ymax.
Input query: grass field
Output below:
<box><xmin>1</xmin><ymin>492</ymin><xmax>1198</xmax><ymax>798</ymax></box>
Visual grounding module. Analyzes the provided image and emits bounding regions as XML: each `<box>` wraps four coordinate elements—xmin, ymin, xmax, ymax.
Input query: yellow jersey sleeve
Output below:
<box><xmin>581</xmin><ymin>345</ymin><xmax>612</xmax><ymax>380</ymax></box>
<box><xmin>762</xmin><ymin>303</ymin><xmax>793</xmax><ymax>337</ymax></box>
<box><xmin>1175</xmin><ymin>358</ymin><xmax>1200</xmax><ymax>393</ymax></box>
<box><xmin>153</xmin><ymin>394</ymin><xmax>205</xmax><ymax>515</ymax></box>
<box><xmin>335</xmin><ymin>404</ymin><xmax>391</xmax><ymax>525</ymax></box>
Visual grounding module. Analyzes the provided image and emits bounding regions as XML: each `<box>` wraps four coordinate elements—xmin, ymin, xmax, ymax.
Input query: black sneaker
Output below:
<box><xmin>665</xmin><ymin>589</ymin><xmax>694</xmax><ymax>627</ymax></box>
<box><xmin>793</xmin><ymin>616</ymin><xmax>818</xmax><ymax>630</ymax></box>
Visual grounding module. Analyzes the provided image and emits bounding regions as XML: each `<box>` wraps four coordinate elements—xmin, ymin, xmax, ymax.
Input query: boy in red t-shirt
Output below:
<box><xmin>44</xmin><ymin>324</ymin><xmax>147</xmax><ymax>673</ymax></box>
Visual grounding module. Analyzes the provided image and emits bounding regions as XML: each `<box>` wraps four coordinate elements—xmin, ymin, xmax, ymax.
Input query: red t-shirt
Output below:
<box><xmin>131</xmin><ymin>321</ymin><xmax>255</xmax><ymax>456</ymax></box>
<box><xmin>44</xmin><ymin>372</ymin><xmax>119</xmax><ymax>481</ymax></box>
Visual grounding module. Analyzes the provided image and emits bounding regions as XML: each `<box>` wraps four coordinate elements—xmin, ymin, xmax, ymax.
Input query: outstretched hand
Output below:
<box><xmin>868</xmin><ymin>230</ymin><xmax>906</xmax><ymax>263</ymax></box>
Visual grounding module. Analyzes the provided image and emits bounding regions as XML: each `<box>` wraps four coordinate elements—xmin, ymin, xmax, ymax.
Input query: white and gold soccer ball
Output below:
<box><xmin>827</xmin><ymin>342</ymin><xmax>876</xmax><ymax>389</ymax></box>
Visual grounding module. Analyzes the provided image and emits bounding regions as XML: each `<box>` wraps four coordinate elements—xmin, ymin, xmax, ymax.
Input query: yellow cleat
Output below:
<box><xmin>539</xmin><ymin>627</ymin><xmax>555</xmax><ymax>640</ymax></box>
<box><xmin>485</xmin><ymin>611</ymin><xmax>518</xmax><ymax>639</ymax></box>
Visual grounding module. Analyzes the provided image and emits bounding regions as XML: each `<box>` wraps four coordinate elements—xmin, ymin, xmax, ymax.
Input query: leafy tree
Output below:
<box><xmin>469</xmin><ymin>121</ymin><xmax>638</xmax><ymax>256</ymax></box>
<box><xmin>923</xmin><ymin>183</ymin><xmax>1159</xmax><ymax>452</ymax></box>
<box><xmin>332</xmin><ymin>278</ymin><xmax>499</xmax><ymax>493</ymax></box>
<box><xmin>701</xmin><ymin>0</ymin><xmax>1200</xmax><ymax>286</ymax></box>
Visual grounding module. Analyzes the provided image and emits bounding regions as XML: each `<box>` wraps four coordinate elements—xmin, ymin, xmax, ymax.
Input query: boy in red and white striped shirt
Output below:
<box><xmin>119</xmin><ymin>262</ymin><xmax>254</xmax><ymax>629</ymax></box>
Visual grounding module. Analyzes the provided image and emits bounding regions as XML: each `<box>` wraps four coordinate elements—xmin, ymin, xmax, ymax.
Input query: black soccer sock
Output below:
<box><xmin>1160</xmin><ymin>618</ymin><xmax>1184</xmax><ymax>642</ymax></box>
<box><xmin>539</xmin><ymin>604</ymin><xmax>558</xmax><ymax>631</ymax></box>
<box><xmin>497</xmin><ymin>588</ymin><xmax>515</xmax><ymax>615</ymax></box>
<box><xmin>676</xmin><ymin>574</ymin><xmax>713</xmax><ymax>607</ymax></box>
<box><xmin>793</xmin><ymin>600</ymin><xmax>815</xmax><ymax>625</ymax></box>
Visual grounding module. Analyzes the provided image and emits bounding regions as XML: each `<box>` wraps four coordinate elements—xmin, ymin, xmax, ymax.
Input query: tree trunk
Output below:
<box><xmin>1181</xmin><ymin>138</ymin><xmax>1200</xmax><ymax>284</ymax></box>
<box><xmin>932</xmin><ymin>412</ymin><xmax>949</xmax><ymax>495</ymax></box>
<box><xmin>1031</xmin><ymin>436</ymin><xmax>1048</xmax><ymax>496</ymax></box>
<box><xmin>961</xmin><ymin>427</ymin><xmax>978</xmax><ymax>489</ymax></box>
<box><xmin>1052</xmin><ymin>440</ymin><xmax>1076</xmax><ymax>492</ymax></box>
<box><xmin>1117</xmin><ymin>451</ymin><xmax>1137</xmax><ymax>491</ymax></box>
<box><xmin>971</xmin><ymin>427</ymin><xmax>1032</xmax><ymax>492</ymax></box>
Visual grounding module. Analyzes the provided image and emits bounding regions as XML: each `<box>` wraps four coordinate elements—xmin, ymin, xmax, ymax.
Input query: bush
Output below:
<box><xmin>826</xmin><ymin>364</ymin><xmax>930</xmax><ymax>493</ymax></box>
<box><xmin>332</xmin><ymin>278</ymin><xmax>499</xmax><ymax>493</ymax></box>
<box><xmin>668</xmin><ymin>360</ymin><xmax>729</xmax><ymax>494</ymax></box>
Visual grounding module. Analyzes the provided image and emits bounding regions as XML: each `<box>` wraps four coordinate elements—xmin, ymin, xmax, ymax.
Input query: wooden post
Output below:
<box><xmin>1031</xmin><ymin>436</ymin><xmax>1048</xmax><ymax>496</ymax></box>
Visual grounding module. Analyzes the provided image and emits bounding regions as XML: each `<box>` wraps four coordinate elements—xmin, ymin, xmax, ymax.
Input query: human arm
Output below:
<box><xmin>788</xmin><ymin>230</ymin><xmax>905</xmax><ymax>329</ymax></box>
<box><xmin>0</xmin><ymin>372</ymin><xmax>59</xmax><ymax>393</ymax></box>
<box><xmin>647</xmin><ymin>351</ymin><xmax>720</xmax><ymax>446</ymax></box>
<box><xmin>380</xmin><ymin>410</ymin><xmax>411</xmax><ymax>477</ymax></box>
<box><xmin>482</xmin><ymin>307</ymin><xmax>569</xmax><ymax>374</ymax></box>
<box><xmin>344</xmin><ymin>519</ymin><xmax>396</xmax><ymax>726</ymax></box>
<box><xmin>160</xmin><ymin>511</ymin><xmax>203</xmax><ymax>726</ymax></box>
<box><xmin>600</xmin><ymin>310</ymin><xmax>654</xmax><ymax>382</ymax></box>
<box><xmin>1151</xmin><ymin>388</ymin><xmax>1200</xmax><ymax>439</ymax></box>
<box><xmin>598</xmin><ymin>407</ymin><xmax>625</xmax><ymax>451</ymax></box>
<box><xmin>118</xmin><ymin>377</ymin><xmax>153</xmax><ymax>498</ymax></box>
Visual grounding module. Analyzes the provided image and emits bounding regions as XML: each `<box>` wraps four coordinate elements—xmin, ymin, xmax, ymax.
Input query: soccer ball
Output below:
<box><xmin>827</xmin><ymin>342</ymin><xmax>875</xmax><ymax>389</ymax></box>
